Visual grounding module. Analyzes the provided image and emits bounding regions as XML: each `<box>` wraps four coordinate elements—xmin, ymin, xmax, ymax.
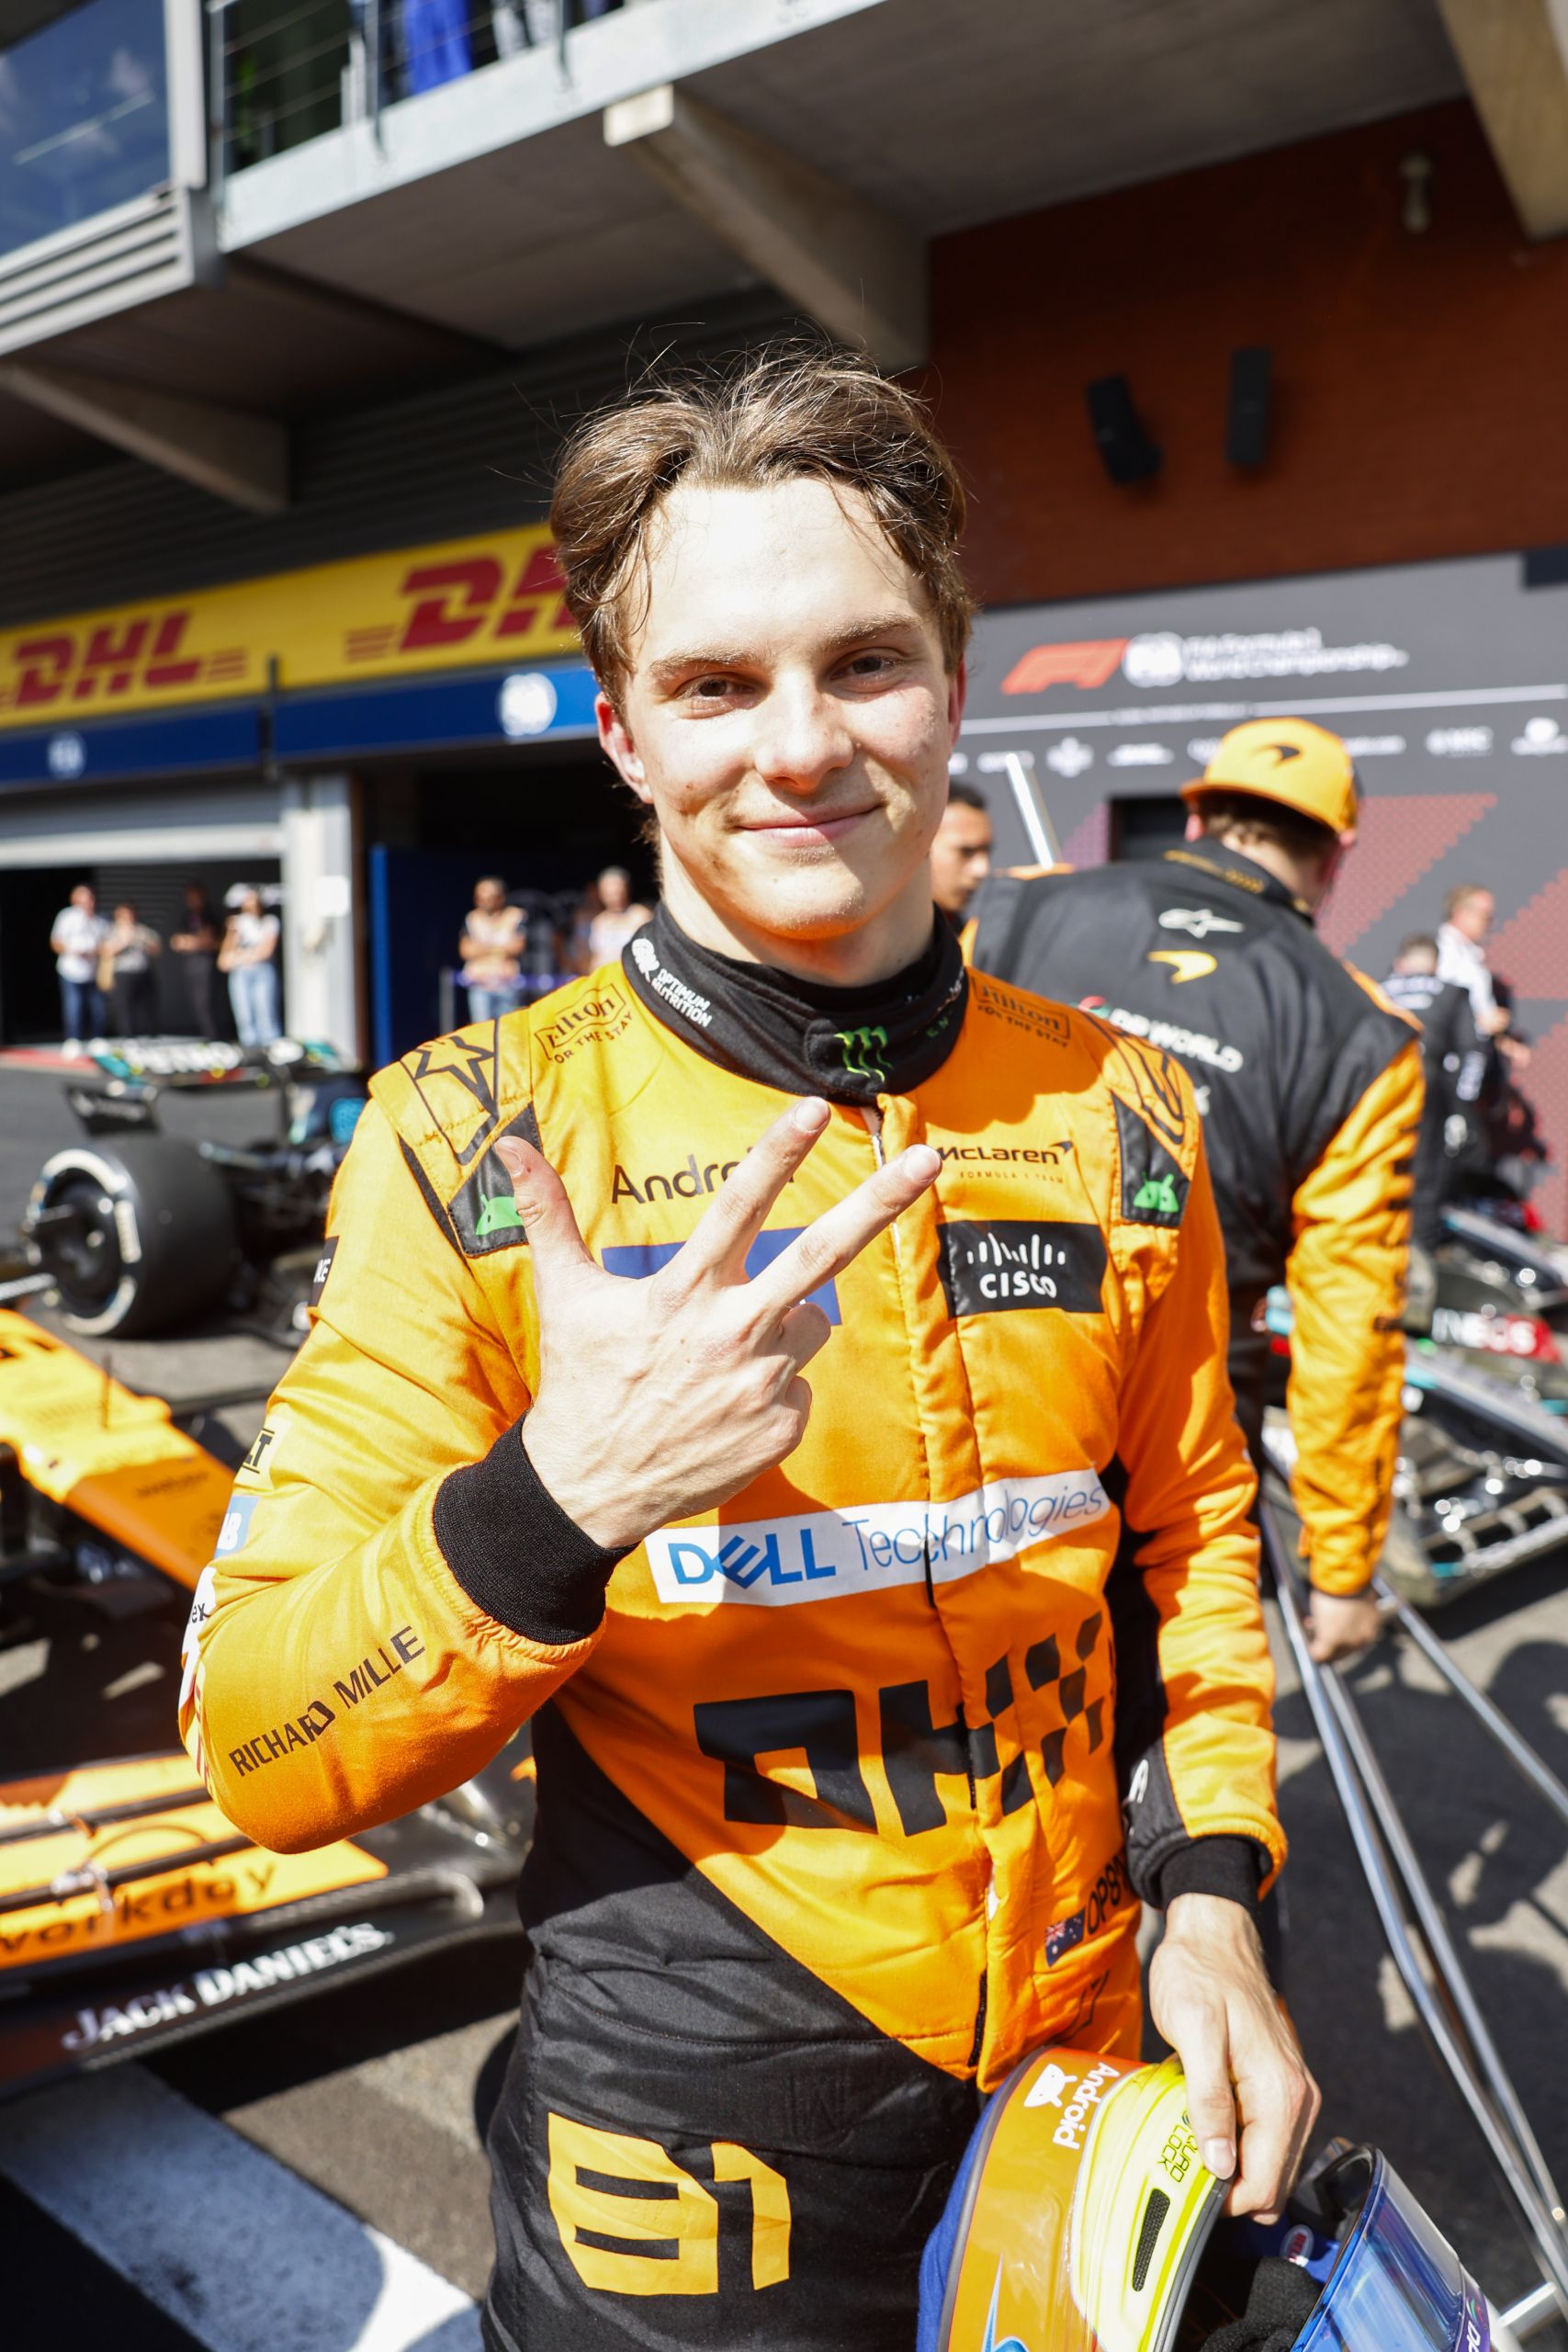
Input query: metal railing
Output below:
<box><xmin>206</xmin><ymin>0</ymin><xmax>631</xmax><ymax>182</ymax></box>
<box><xmin>1265</xmin><ymin>1502</ymin><xmax>1568</xmax><ymax>2344</ymax></box>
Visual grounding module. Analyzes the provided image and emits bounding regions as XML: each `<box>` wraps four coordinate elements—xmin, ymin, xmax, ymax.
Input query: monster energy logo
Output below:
<box><xmin>834</xmin><ymin>1025</ymin><xmax>890</xmax><ymax>1084</ymax></box>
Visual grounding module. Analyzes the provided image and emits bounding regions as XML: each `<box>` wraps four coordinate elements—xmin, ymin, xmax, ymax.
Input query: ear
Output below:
<box><xmin>1184</xmin><ymin>811</ymin><xmax>1204</xmax><ymax>842</ymax></box>
<box><xmin>597</xmin><ymin>691</ymin><xmax>652</xmax><ymax>806</ymax></box>
<box><xmin>946</xmin><ymin>659</ymin><xmax>968</xmax><ymax>747</ymax></box>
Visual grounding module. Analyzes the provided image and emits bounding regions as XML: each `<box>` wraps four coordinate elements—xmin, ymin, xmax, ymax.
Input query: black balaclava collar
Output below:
<box><xmin>621</xmin><ymin>901</ymin><xmax>967</xmax><ymax>1104</ymax></box>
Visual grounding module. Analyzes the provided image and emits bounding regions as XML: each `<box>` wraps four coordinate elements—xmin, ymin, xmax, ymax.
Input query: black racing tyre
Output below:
<box><xmin>28</xmin><ymin>1135</ymin><xmax>240</xmax><ymax>1338</ymax></box>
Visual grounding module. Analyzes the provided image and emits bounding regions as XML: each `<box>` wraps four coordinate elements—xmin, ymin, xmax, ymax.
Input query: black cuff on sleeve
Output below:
<box><xmin>1156</xmin><ymin>1836</ymin><xmax>1266</xmax><ymax>1917</ymax></box>
<box><xmin>432</xmin><ymin>1422</ymin><xmax>631</xmax><ymax>1646</ymax></box>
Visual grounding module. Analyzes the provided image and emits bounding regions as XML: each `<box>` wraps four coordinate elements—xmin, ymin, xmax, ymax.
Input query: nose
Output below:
<box><xmin>750</xmin><ymin>671</ymin><xmax>855</xmax><ymax>797</ymax></box>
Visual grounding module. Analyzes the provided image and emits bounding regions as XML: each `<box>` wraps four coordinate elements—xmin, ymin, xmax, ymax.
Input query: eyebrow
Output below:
<box><xmin>645</xmin><ymin>612</ymin><xmax>926</xmax><ymax>689</ymax></box>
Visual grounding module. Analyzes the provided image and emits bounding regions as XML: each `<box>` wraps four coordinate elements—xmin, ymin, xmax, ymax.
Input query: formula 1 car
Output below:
<box><xmin>17</xmin><ymin>1037</ymin><xmax>369</xmax><ymax>1341</ymax></box>
<box><xmin>1260</xmin><ymin>1204</ymin><xmax>1568</xmax><ymax>1605</ymax></box>
<box><xmin>0</xmin><ymin>1307</ymin><xmax>529</xmax><ymax>2103</ymax></box>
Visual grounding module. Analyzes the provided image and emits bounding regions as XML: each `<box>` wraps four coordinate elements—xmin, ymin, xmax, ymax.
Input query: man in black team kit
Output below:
<box><xmin>971</xmin><ymin>719</ymin><xmax>1424</xmax><ymax>1664</ymax></box>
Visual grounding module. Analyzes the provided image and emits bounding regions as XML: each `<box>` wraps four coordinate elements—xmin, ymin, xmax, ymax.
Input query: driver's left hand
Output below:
<box><xmin>1149</xmin><ymin>1890</ymin><xmax>1319</xmax><ymax>2221</ymax></box>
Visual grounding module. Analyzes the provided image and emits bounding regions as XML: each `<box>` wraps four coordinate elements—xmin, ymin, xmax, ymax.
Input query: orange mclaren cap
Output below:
<box><xmin>1181</xmin><ymin>718</ymin><xmax>1359</xmax><ymax>838</ymax></box>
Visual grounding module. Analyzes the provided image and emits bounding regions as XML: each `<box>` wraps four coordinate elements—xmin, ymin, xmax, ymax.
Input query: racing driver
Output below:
<box><xmin>180</xmin><ymin>350</ymin><xmax>1314</xmax><ymax>2350</ymax></box>
<box><xmin>970</xmin><ymin>721</ymin><xmax>1424</xmax><ymax>1663</ymax></box>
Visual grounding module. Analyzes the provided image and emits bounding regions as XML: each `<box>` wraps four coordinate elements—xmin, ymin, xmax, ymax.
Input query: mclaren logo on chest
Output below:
<box><xmin>644</xmin><ymin>1471</ymin><xmax>1111</xmax><ymax>1606</ymax></box>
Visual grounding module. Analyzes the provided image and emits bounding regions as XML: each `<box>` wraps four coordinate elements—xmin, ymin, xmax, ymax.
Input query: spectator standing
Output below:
<box><xmin>50</xmin><ymin>882</ymin><xmax>109</xmax><ymax>1049</ymax></box>
<box><xmin>169</xmin><ymin>884</ymin><xmax>221</xmax><ymax>1035</ymax></box>
<box><xmin>105</xmin><ymin>901</ymin><xmax>163</xmax><ymax>1038</ymax></box>
<box><xmin>1438</xmin><ymin>884</ymin><xmax>1508</xmax><ymax>1039</ymax></box>
<box><xmin>460</xmin><ymin>877</ymin><xmax>528</xmax><ymax>1020</ymax></box>
<box><xmin>1382</xmin><ymin>934</ymin><xmax>1485</xmax><ymax>1253</ymax></box>
<box><xmin>585</xmin><ymin>864</ymin><xmax>651</xmax><ymax>965</ymax></box>
<box><xmin>565</xmin><ymin>877</ymin><xmax>600</xmax><ymax>976</ymax></box>
<box><xmin>220</xmin><ymin>888</ymin><xmax>282</xmax><ymax>1046</ymax></box>
<box><xmin>930</xmin><ymin>778</ymin><xmax>994</xmax><ymax>924</ymax></box>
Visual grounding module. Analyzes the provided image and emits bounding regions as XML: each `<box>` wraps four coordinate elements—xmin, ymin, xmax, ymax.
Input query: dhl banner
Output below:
<box><xmin>0</xmin><ymin>524</ymin><xmax>579</xmax><ymax>731</ymax></box>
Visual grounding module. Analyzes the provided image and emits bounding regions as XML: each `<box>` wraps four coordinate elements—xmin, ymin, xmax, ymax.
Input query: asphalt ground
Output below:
<box><xmin>2</xmin><ymin>1058</ymin><xmax>1566</xmax><ymax>2347</ymax></box>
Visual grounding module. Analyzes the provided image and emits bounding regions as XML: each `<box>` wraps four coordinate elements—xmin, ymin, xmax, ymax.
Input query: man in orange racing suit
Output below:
<box><xmin>971</xmin><ymin>721</ymin><xmax>1424</xmax><ymax>1664</ymax></box>
<box><xmin>180</xmin><ymin>352</ymin><xmax>1314</xmax><ymax>2351</ymax></box>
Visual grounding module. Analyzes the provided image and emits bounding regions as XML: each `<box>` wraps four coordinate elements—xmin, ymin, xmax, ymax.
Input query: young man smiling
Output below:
<box><xmin>181</xmin><ymin>350</ymin><xmax>1312</xmax><ymax>2350</ymax></box>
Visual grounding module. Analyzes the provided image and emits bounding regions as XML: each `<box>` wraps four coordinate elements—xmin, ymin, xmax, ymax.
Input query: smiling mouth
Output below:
<box><xmin>740</xmin><ymin>808</ymin><xmax>878</xmax><ymax>840</ymax></box>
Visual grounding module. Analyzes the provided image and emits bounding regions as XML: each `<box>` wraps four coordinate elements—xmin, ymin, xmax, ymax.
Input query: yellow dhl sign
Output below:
<box><xmin>0</xmin><ymin>523</ymin><xmax>579</xmax><ymax>730</ymax></box>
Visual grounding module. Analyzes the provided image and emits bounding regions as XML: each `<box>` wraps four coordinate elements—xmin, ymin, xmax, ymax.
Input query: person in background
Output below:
<box><xmin>1382</xmin><ymin>934</ymin><xmax>1484</xmax><ymax>1253</ymax></box>
<box><xmin>220</xmin><ymin>887</ymin><xmax>282</xmax><ymax>1047</ymax></box>
<box><xmin>970</xmin><ymin>720</ymin><xmax>1424</xmax><ymax>1665</ymax></box>
<box><xmin>50</xmin><ymin>882</ymin><xmax>109</xmax><ymax>1051</ymax></box>
<box><xmin>170</xmin><ymin>884</ymin><xmax>221</xmax><ymax>1035</ymax></box>
<box><xmin>566</xmin><ymin>878</ymin><xmax>601</xmax><ymax>976</ymax></box>
<box><xmin>1437</xmin><ymin>884</ymin><xmax>1530</xmax><ymax>1068</ymax></box>
<box><xmin>585</xmin><ymin>864</ymin><xmax>651</xmax><ymax>965</ymax></box>
<box><xmin>105</xmin><ymin>901</ymin><xmax>163</xmax><ymax>1039</ymax></box>
<box><xmin>460</xmin><ymin>877</ymin><xmax>528</xmax><ymax>1020</ymax></box>
<box><xmin>929</xmin><ymin>778</ymin><xmax>993</xmax><ymax>924</ymax></box>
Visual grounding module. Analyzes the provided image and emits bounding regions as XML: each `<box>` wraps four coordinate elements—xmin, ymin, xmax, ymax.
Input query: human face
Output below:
<box><xmin>599</xmin><ymin>870</ymin><xmax>629</xmax><ymax>914</ymax></box>
<box><xmin>476</xmin><ymin>881</ymin><xmax>504</xmax><ymax>913</ymax></box>
<box><xmin>930</xmin><ymin>798</ymin><xmax>993</xmax><ymax>917</ymax></box>
<box><xmin>1453</xmin><ymin>890</ymin><xmax>1494</xmax><ymax>944</ymax></box>
<box><xmin>73</xmin><ymin>885</ymin><xmax>95</xmax><ymax>912</ymax></box>
<box><xmin>598</xmin><ymin>478</ymin><xmax>964</xmax><ymax>983</ymax></box>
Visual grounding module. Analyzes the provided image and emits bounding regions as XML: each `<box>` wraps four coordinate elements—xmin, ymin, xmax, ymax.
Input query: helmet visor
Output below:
<box><xmin>1297</xmin><ymin>2156</ymin><xmax>1488</xmax><ymax>2352</ymax></box>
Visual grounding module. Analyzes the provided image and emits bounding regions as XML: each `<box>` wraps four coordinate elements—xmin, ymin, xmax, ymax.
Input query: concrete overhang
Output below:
<box><xmin>0</xmin><ymin>0</ymin><xmax>1469</xmax><ymax>502</ymax></box>
<box><xmin>215</xmin><ymin>0</ymin><xmax>1464</xmax><ymax>356</ymax></box>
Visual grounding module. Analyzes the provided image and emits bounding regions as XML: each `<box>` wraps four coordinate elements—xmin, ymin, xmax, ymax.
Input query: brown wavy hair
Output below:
<box><xmin>549</xmin><ymin>344</ymin><xmax>975</xmax><ymax>704</ymax></box>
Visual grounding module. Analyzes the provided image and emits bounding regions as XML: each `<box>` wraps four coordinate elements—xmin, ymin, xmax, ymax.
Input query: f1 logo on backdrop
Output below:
<box><xmin>1000</xmin><ymin>639</ymin><xmax>1128</xmax><ymax>695</ymax></box>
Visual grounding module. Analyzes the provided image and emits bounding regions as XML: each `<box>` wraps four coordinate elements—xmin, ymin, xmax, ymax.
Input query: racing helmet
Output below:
<box><xmin>918</xmin><ymin>2044</ymin><xmax>1490</xmax><ymax>2352</ymax></box>
<box><xmin>1181</xmin><ymin>718</ymin><xmax>1359</xmax><ymax>839</ymax></box>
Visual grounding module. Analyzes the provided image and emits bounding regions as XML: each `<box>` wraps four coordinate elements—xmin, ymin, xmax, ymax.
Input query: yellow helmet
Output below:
<box><xmin>924</xmin><ymin>2046</ymin><xmax>1223</xmax><ymax>2352</ymax></box>
<box><xmin>920</xmin><ymin>2049</ymin><xmax>1489</xmax><ymax>2352</ymax></box>
<box><xmin>1182</xmin><ymin>718</ymin><xmax>1359</xmax><ymax>838</ymax></box>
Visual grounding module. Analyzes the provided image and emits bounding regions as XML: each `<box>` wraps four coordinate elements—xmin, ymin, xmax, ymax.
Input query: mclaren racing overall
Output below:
<box><xmin>971</xmin><ymin>722</ymin><xmax>1424</xmax><ymax>1604</ymax></box>
<box><xmin>180</xmin><ymin>910</ymin><xmax>1281</xmax><ymax>2350</ymax></box>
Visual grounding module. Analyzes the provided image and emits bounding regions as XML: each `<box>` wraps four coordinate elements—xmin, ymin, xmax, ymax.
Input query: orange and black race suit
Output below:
<box><xmin>972</xmin><ymin>844</ymin><xmax>1424</xmax><ymax>1596</ymax></box>
<box><xmin>180</xmin><ymin>911</ymin><xmax>1279</xmax><ymax>2350</ymax></box>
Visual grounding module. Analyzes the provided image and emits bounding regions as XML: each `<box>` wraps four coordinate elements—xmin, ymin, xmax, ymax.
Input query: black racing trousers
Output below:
<box><xmin>480</xmin><ymin>1948</ymin><xmax>980</xmax><ymax>2351</ymax></box>
<box><xmin>480</xmin><ymin>1710</ymin><xmax>981</xmax><ymax>2351</ymax></box>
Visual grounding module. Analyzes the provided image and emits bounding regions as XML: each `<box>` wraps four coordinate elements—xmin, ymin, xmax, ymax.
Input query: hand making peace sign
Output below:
<box><xmin>495</xmin><ymin>1105</ymin><xmax>940</xmax><ymax>1561</ymax></box>
<box><xmin>494</xmin><ymin>1099</ymin><xmax>940</xmax><ymax>1554</ymax></box>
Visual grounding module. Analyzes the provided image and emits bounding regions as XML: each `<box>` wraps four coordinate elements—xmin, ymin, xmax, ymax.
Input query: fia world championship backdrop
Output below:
<box><xmin>961</xmin><ymin>548</ymin><xmax>1568</xmax><ymax>1236</ymax></box>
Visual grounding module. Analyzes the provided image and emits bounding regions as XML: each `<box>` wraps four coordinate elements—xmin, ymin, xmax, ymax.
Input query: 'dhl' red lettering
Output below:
<box><xmin>73</xmin><ymin>617</ymin><xmax>150</xmax><ymax>700</ymax></box>
<box><xmin>15</xmin><ymin>633</ymin><xmax>74</xmax><ymax>707</ymax></box>
<box><xmin>143</xmin><ymin>610</ymin><xmax>202</xmax><ymax>688</ymax></box>
<box><xmin>494</xmin><ymin>543</ymin><xmax>572</xmax><ymax>640</ymax></box>
<box><xmin>400</xmin><ymin>559</ymin><xmax>502</xmax><ymax>650</ymax></box>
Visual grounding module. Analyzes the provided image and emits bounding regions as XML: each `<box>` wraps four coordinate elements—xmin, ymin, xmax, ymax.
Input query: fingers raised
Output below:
<box><xmin>662</xmin><ymin>1099</ymin><xmax>831</xmax><ymax>1295</ymax></box>
<box><xmin>494</xmin><ymin>1135</ymin><xmax>593</xmax><ymax>1299</ymax></box>
<box><xmin>744</xmin><ymin>1145</ymin><xmax>941</xmax><ymax>1327</ymax></box>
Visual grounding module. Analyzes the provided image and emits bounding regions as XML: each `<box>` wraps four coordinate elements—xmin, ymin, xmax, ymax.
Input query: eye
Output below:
<box><xmin>685</xmin><ymin>673</ymin><xmax>741</xmax><ymax>702</ymax></box>
<box><xmin>839</xmin><ymin>649</ymin><xmax>903</xmax><ymax>683</ymax></box>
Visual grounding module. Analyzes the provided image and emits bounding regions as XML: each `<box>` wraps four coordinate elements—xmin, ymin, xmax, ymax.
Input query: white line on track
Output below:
<box><xmin>2</xmin><ymin>2064</ymin><xmax>482</xmax><ymax>2352</ymax></box>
